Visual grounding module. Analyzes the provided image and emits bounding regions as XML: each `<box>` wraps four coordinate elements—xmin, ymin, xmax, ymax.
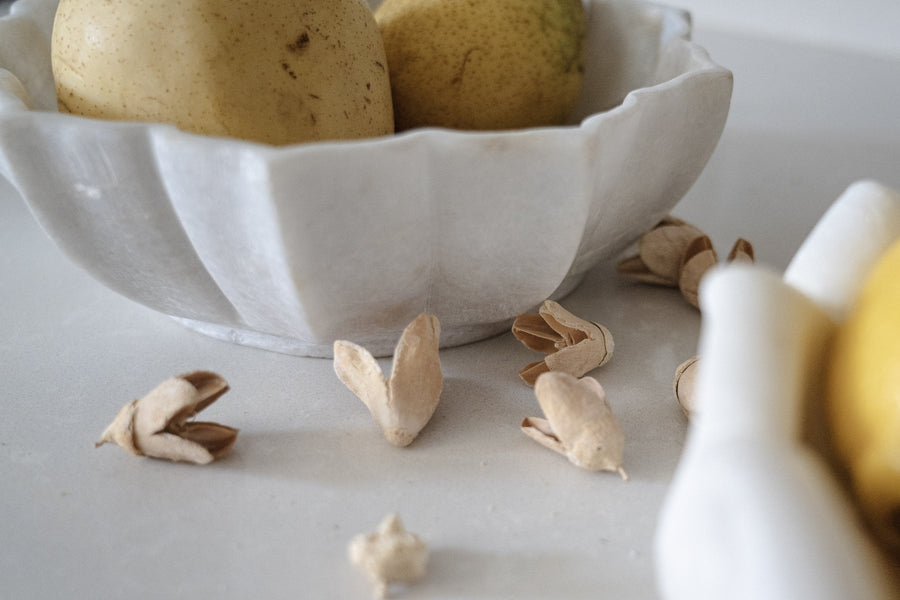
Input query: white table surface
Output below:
<box><xmin>2</xmin><ymin>15</ymin><xmax>899</xmax><ymax>600</ymax></box>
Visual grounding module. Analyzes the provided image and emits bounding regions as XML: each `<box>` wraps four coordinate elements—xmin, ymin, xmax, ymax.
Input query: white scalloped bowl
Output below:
<box><xmin>0</xmin><ymin>0</ymin><xmax>732</xmax><ymax>356</ymax></box>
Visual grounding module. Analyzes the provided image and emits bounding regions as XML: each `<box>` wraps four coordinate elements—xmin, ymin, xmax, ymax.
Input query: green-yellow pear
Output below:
<box><xmin>51</xmin><ymin>0</ymin><xmax>394</xmax><ymax>145</ymax></box>
<box><xmin>375</xmin><ymin>0</ymin><xmax>585</xmax><ymax>131</ymax></box>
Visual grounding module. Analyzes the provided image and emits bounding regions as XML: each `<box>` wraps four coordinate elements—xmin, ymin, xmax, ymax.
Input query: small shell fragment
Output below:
<box><xmin>522</xmin><ymin>371</ymin><xmax>628</xmax><ymax>479</ymax></box>
<box><xmin>349</xmin><ymin>514</ymin><xmax>429</xmax><ymax>599</ymax></box>
<box><xmin>728</xmin><ymin>238</ymin><xmax>755</xmax><ymax>263</ymax></box>
<box><xmin>673</xmin><ymin>355</ymin><xmax>700</xmax><ymax>419</ymax></box>
<box><xmin>334</xmin><ymin>313</ymin><xmax>442</xmax><ymax>447</ymax></box>
<box><xmin>512</xmin><ymin>300</ymin><xmax>614</xmax><ymax>386</ymax></box>
<box><xmin>95</xmin><ymin>371</ymin><xmax>238</xmax><ymax>464</ymax></box>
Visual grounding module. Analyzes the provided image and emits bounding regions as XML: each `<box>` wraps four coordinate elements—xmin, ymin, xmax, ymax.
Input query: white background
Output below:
<box><xmin>674</xmin><ymin>0</ymin><xmax>900</xmax><ymax>59</ymax></box>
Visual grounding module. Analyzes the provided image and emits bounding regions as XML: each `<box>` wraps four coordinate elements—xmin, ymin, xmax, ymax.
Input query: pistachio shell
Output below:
<box><xmin>334</xmin><ymin>313</ymin><xmax>442</xmax><ymax>447</ymax></box>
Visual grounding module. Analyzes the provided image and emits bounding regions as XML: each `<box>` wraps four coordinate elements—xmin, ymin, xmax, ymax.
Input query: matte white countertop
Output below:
<box><xmin>2</xmin><ymin>14</ymin><xmax>899</xmax><ymax>599</ymax></box>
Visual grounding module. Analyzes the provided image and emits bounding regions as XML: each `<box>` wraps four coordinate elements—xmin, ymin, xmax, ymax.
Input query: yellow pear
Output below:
<box><xmin>51</xmin><ymin>0</ymin><xmax>394</xmax><ymax>145</ymax></box>
<box><xmin>375</xmin><ymin>0</ymin><xmax>585</xmax><ymax>131</ymax></box>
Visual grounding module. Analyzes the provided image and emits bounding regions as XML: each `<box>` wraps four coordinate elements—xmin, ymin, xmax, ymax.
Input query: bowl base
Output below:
<box><xmin>171</xmin><ymin>316</ymin><xmax>515</xmax><ymax>358</ymax></box>
<box><xmin>170</xmin><ymin>271</ymin><xmax>587</xmax><ymax>357</ymax></box>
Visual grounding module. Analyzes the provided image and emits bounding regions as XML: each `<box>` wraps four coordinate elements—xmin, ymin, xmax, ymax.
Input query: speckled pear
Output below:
<box><xmin>51</xmin><ymin>0</ymin><xmax>393</xmax><ymax>145</ymax></box>
<box><xmin>375</xmin><ymin>0</ymin><xmax>585</xmax><ymax>131</ymax></box>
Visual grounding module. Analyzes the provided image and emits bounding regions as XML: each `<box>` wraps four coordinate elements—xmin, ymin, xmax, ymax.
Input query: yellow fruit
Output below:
<box><xmin>51</xmin><ymin>0</ymin><xmax>393</xmax><ymax>145</ymax></box>
<box><xmin>826</xmin><ymin>236</ymin><xmax>900</xmax><ymax>551</ymax></box>
<box><xmin>374</xmin><ymin>0</ymin><xmax>585</xmax><ymax>131</ymax></box>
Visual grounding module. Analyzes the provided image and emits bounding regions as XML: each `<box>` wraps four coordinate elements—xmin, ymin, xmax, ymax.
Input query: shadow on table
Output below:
<box><xmin>220</xmin><ymin>375</ymin><xmax>531</xmax><ymax>487</ymax></box>
<box><xmin>416</xmin><ymin>546</ymin><xmax>612</xmax><ymax>599</ymax></box>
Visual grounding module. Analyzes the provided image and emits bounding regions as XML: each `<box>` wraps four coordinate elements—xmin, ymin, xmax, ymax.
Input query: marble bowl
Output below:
<box><xmin>0</xmin><ymin>0</ymin><xmax>732</xmax><ymax>356</ymax></box>
<box><xmin>655</xmin><ymin>181</ymin><xmax>900</xmax><ymax>600</ymax></box>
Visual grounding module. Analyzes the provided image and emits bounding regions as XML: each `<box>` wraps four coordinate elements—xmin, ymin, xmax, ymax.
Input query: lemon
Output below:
<box><xmin>826</xmin><ymin>236</ymin><xmax>900</xmax><ymax>551</ymax></box>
